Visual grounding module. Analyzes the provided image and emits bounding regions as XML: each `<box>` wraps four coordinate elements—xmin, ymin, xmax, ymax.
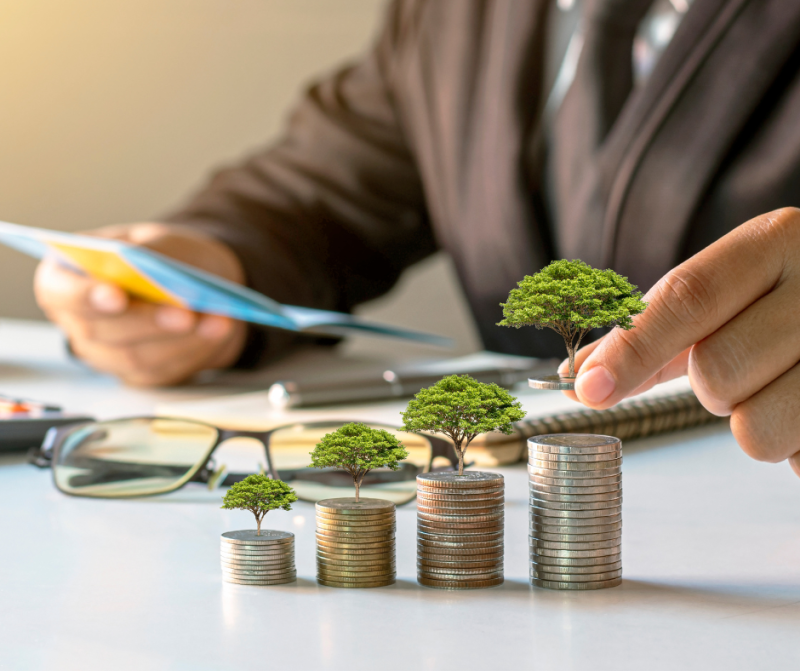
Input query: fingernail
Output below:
<box><xmin>156</xmin><ymin>307</ymin><xmax>194</xmax><ymax>332</ymax></box>
<box><xmin>576</xmin><ymin>366</ymin><xmax>616</xmax><ymax>404</ymax></box>
<box><xmin>90</xmin><ymin>284</ymin><xmax>126</xmax><ymax>313</ymax></box>
<box><xmin>198</xmin><ymin>316</ymin><xmax>231</xmax><ymax>340</ymax></box>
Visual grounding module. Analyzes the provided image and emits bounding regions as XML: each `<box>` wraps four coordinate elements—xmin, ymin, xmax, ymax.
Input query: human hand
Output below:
<box><xmin>559</xmin><ymin>208</ymin><xmax>800</xmax><ymax>478</ymax></box>
<box><xmin>35</xmin><ymin>222</ymin><xmax>247</xmax><ymax>386</ymax></box>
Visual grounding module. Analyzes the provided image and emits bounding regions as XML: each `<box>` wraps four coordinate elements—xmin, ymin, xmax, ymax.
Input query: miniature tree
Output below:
<box><xmin>309</xmin><ymin>423</ymin><xmax>409</xmax><ymax>502</ymax></box>
<box><xmin>221</xmin><ymin>474</ymin><xmax>298</xmax><ymax>535</ymax></box>
<box><xmin>497</xmin><ymin>259</ymin><xmax>648</xmax><ymax>378</ymax></box>
<box><xmin>401</xmin><ymin>374</ymin><xmax>525</xmax><ymax>476</ymax></box>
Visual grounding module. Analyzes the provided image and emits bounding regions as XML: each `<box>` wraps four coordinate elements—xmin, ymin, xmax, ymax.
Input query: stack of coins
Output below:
<box><xmin>528</xmin><ymin>434</ymin><xmax>622</xmax><ymax>590</ymax></box>
<box><xmin>220</xmin><ymin>530</ymin><xmax>296</xmax><ymax>585</ymax></box>
<box><xmin>316</xmin><ymin>498</ymin><xmax>396</xmax><ymax>588</ymax></box>
<box><xmin>416</xmin><ymin>472</ymin><xmax>504</xmax><ymax>590</ymax></box>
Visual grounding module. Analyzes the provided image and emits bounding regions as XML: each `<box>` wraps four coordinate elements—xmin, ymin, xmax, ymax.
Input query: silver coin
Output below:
<box><xmin>528</xmin><ymin>465</ymin><xmax>622</xmax><ymax>480</ymax></box>
<box><xmin>316</xmin><ymin>498</ymin><xmax>395</xmax><ymax>513</ymax></box>
<box><xmin>530</xmin><ymin>483</ymin><xmax>621</xmax><ymax>496</ymax></box>
<box><xmin>417</xmin><ymin>503</ymin><xmax>504</xmax><ymax>515</ymax></box>
<box><xmin>418</xmin><ymin>487</ymin><xmax>505</xmax><ymax>498</ymax></box>
<box><xmin>530</xmin><ymin>577</ymin><xmax>622</xmax><ymax>590</ymax></box>
<box><xmin>417</xmin><ymin>524</ymin><xmax>504</xmax><ymax>535</ymax></box>
<box><xmin>529</xmin><ymin>497</ymin><xmax>621</xmax><ymax>511</ymax></box>
<box><xmin>530</xmin><ymin>559</ymin><xmax>622</xmax><ymax>574</ymax></box>
<box><xmin>417</xmin><ymin>576</ymin><xmax>504</xmax><ymax>590</ymax></box>
<box><xmin>531</xmin><ymin>568</ymin><xmax>622</xmax><ymax>582</ymax></box>
<box><xmin>417</xmin><ymin>537</ymin><xmax>504</xmax><ymax>549</ymax></box>
<box><xmin>220</xmin><ymin>550</ymin><xmax>294</xmax><ymax>561</ymax></box>
<box><xmin>417</xmin><ymin>492</ymin><xmax>505</xmax><ymax>503</ymax></box>
<box><xmin>220</xmin><ymin>557</ymin><xmax>294</xmax><ymax>566</ymax></box>
<box><xmin>528</xmin><ymin>375</ymin><xmax>575</xmax><ymax>390</ymax></box>
<box><xmin>221</xmin><ymin>530</ymin><xmax>294</xmax><ymax>544</ymax></box>
<box><xmin>530</xmin><ymin>475</ymin><xmax>622</xmax><ymax>489</ymax></box>
<box><xmin>528</xmin><ymin>551</ymin><xmax>622</xmax><ymax>567</ymax></box>
<box><xmin>417</xmin><ymin>530</ymin><xmax>504</xmax><ymax>542</ymax></box>
<box><xmin>530</xmin><ymin>505</ymin><xmax>622</xmax><ymax>519</ymax></box>
<box><xmin>222</xmin><ymin>568</ymin><xmax>297</xmax><ymax>578</ymax></box>
<box><xmin>530</xmin><ymin>545</ymin><xmax>621</xmax><ymax>559</ymax></box>
<box><xmin>530</xmin><ymin>512</ymin><xmax>621</xmax><ymax>526</ymax></box>
<box><xmin>417</xmin><ymin>512</ymin><xmax>504</xmax><ymax>523</ymax></box>
<box><xmin>528</xmin><ymin>434</ymin><xmax>620</xmax><ymax>452</ymax></box>
<box><xmin>316</xmin><ymin>529</ymin><xmax>395</xmax><ymax>539</ymax></box>
<box><xmin>418</xmin><ymin>567</ymin><xmax>504</xmax><ymax>579</ymax></box>
<box><xmin>221</xmin><ymin>562</ymin><xmax>296</xmax><ymax>572</ymax></box>
<box><xmin>530</xmin><ymin>529</ymin><xmax>621</xmax><ymax>543</ymax></box>
<box><xmin>223</xmin><ymin>575</ymin><xmax>297</xmax><ymax>585</ymax></box>
<box><xmin>529</xmin><ymin>449</ymin><xmax>622</xmax><ymax>463</ymax></box>
<box><xmin>417</xmin><ymin>472</ymin><xmax>504</xmax><ymax>487</ymax></box>
<box><xmin>529</xmin><ymin>458</ymin><xmax>623</xmax><ymax>472</ymax></box>
<box><xmin>529</xmin><ymin>537</ymin><xmax>621</xmax><ymax>551</ymax></box>
<box><xmin>530</xmin><ymin>523</ymin><xmax>622</xmax><ymax>537</ymax></box>
<box><xmin>418</xmin><ymin>544</ymin><xmax>503</xmax><ymax>556</ymax></box>
<box><xmin>529</xmin><ymin>489</ymin><xmax>622</xmax><ymax>503</ymax></box>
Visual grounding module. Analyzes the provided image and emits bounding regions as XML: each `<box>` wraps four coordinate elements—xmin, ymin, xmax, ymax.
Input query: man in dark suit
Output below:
<box><xmin>34</xmin><ymin>0</ymin><xmax>800</xmax><ymax>476</ymax></box>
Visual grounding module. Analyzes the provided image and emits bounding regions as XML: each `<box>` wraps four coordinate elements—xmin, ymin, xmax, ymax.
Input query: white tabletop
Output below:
<box><xmin>1</xmin><ymin>319</ymin><xmax>799</xmax><ymax>671</ymax></box>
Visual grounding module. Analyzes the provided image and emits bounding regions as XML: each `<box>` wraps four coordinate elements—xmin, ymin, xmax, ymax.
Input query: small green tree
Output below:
<box><xmin>498</xmin><ymin>259</ymin><xmax>648</xmax><ymax>377</ymax></box>
<box><xmin>221</xmin><ymin>474</ymin><xmax>298</xmax><ymax>535</ymax></box>
<box><xmin>309</xmin><ymin>423</ymin><xmax>409</xmax><ymax>502</ymax></box>
<box><xmin>401</xmin><ymin>375</ymin><xmax>525</xmax><ymax>476</ymax></box>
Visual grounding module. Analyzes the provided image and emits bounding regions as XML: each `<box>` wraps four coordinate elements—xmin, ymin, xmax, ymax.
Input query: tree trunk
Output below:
<box><xmin>355</xmin><ymin>479</ymin><xmax>360</xmax><ymax>502</ymax></box>
<box><xmin>458</xmin><ymin>449</ymin><xmax>464</xmax><ymax>476</ymax></box>
<box><xmin>567</xmin><ymin>343</ymin><xmax>576</xmax><ymax>377</ymax></box>
<box><xmin>256</xmin><ymin>515</ymin><xmax>262</xmax><ymax>536</ymax></box>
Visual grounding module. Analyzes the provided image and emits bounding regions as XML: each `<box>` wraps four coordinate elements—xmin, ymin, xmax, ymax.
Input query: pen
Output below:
<box><xmin>266</xmin><ymin>358</ymin><xmax>560</xmax><ymax>409</ymax></box>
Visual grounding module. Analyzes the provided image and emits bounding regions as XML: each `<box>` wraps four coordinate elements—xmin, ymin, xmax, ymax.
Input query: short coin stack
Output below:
<box><xmin>528</xmin><ymin>434</ymin><xmax>622</xmax><ymax>590</ymax></box>
<box><xmin>220</xmin><ymin>530</ymin><xmax>296</xmax><ymax>585</ymax></box>
<box><xmin>316</xmin><ymin>498</ymin><xmax>396</xmax><ymax>588</ymax></box>
<box><xmin>417</xmin><ymin>472</ymin><xmax>504</xmax><ymax>589</ymax></box>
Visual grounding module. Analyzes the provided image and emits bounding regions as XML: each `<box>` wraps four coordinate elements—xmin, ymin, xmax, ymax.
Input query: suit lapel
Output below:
<box><xmin>601</xmin><ymin>0</ymin><xmax>800</xmax><ymax>291</ymax></box>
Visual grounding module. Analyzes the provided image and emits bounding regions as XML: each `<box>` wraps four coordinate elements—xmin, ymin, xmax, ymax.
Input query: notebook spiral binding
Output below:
<box><xmin>514</xmin><ymin>390</ymin><xmax>726</xmax><ymax>459</ymax></box>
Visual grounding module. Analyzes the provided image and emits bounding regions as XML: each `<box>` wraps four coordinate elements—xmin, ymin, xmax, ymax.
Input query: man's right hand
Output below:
<box><xmin>34</xmin><ymin>222</ymin><xmax>248</xmax><ymax>386</ymax></box>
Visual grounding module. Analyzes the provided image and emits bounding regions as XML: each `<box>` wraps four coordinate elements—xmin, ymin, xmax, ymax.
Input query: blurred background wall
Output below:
<box><xmin>0</xmin><ymin>0</ymin><xmax>481</xmax><ymax>355</ymax></box>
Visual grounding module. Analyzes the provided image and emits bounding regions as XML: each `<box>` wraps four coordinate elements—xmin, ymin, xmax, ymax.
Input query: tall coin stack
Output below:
<box><xmin>528</xmin><ymin>434</ymin><xmax>622</xmax><ymax>590</ymax></box>
<box><xmin>220</xmin><ymin>530</ymin><xmax>296</xmax><ymax>585</ymax></box>
<box><xmin>416</xmin><ymin>472</ymin><xmax>504</xmax><ymax>589</ymax></box>
<box><xmin>316</xmin><ymin>498</ymin><xmax>396</xmax><ymax>588</ymax></box>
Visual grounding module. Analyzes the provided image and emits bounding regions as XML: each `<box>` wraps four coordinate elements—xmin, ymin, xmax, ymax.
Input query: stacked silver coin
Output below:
<box><xmin>528</xmin><ymin>434</ymin><xmax>622</xmax><ymax>590</ymax></box>
<box><xmin>220</xmin><ymin>530</ymin><xmax>296</xmax><ymax>585</ymax></box>
<box><xmin>417</xmin><ymin>472</ymin><xmax>504</xmax><ymax>590</ymax></box>
<box><xmin>316</xmin><ymin>498</ymin><xmax>396</xmax><ymax>588</ymax></box>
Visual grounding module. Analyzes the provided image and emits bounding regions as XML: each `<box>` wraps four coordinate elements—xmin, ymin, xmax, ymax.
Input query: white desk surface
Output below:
<box><xmin>1</xmin><ymin>319</ymin><xmax>799</xmax><ymax>671</ymax></box>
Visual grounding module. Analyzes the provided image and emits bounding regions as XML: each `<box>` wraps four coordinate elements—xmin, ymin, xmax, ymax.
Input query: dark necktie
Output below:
<box><xmin>550</xmin><ymin>0</ymin><xmax>655</xmax><ymax>266</ymax></box>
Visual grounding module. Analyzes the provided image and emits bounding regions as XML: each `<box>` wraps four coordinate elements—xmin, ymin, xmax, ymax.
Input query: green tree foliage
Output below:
<box><xmin>221</xmin><ymin>474</ymin><xmax>298</xmax><ymax>535</ymax></box>
<box><xmin>401</xmin><ymin>375</ymin><xmax>525</xmax><ymax>476</ymax></box>
<box><xmin>309</xmin><ymin>423</ymin><xmax>409</xmax><ymax>502</ymax></box>
<box><xmin>498</xmin><ymin>259</ymin><xmax>648</xmax><ymax>377</ymax></box>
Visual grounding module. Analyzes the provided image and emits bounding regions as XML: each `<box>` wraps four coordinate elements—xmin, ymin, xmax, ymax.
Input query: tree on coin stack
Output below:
<box><xmin>498</xmin><ymin>259</ymin><xmax>647</xmax><ymax>388</ymax></box>
<box><xmin>309</xmin><ymin>423</ymin><xmax>409</xmax><ymax>588</ymax></box>
<box><xmin>401</xmin><ymin>374</ymin><xmax>525</xmax><ymax>475</ymax></box>
<box><xmin>219</xmin><ymin>474</ymin><xmax>298</xmax><ymax>586</ymax></box>
<box><xmin>402</xmin><ymin>376</ymin><xmax>524</xmax><ymax>590</ymax></box>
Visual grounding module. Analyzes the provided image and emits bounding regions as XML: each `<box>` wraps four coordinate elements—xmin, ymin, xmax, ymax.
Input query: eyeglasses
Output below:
<box><xmin>29</xmin><ymin>417</ymin><xmax>460</xmax><ymax>505</ymax></box>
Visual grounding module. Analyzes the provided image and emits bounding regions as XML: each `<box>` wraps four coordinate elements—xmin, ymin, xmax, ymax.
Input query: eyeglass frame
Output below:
<box><xmin>29</xmin><ymin>417</ymin><xmax>462</xmax><ymax>501</ymax></box>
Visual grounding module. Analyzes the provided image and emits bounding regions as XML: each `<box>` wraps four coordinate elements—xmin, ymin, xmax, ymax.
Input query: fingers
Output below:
<box><xmin>689</xmin><ymin>276</ymin><xmax>800</xmax><ymax>416</ymax></box>
<box><xmin>730</xmin><ymin>363</ymin><xmax>800</xmax><ymax>465</ymax></box>
<box><xmin>35</xmin><ymin>258</ymin><xmax>128</xmax><ymax>317</ymax></box>
<box><xmin>70</xmin><ymin>315</ymin><xmax>245</xmax><ymax>386</ymax></box>
<box><xmin>573</xmin><ymin>208</ymin><xmax>797</xmax><ymax>409</ymax></box>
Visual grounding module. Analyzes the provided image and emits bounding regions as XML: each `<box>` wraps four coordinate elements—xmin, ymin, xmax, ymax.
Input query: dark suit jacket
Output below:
<box><xmin>164</xmin><ymin>0</ymin><xmax>800</xmax><ymax>363</ymax></box>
